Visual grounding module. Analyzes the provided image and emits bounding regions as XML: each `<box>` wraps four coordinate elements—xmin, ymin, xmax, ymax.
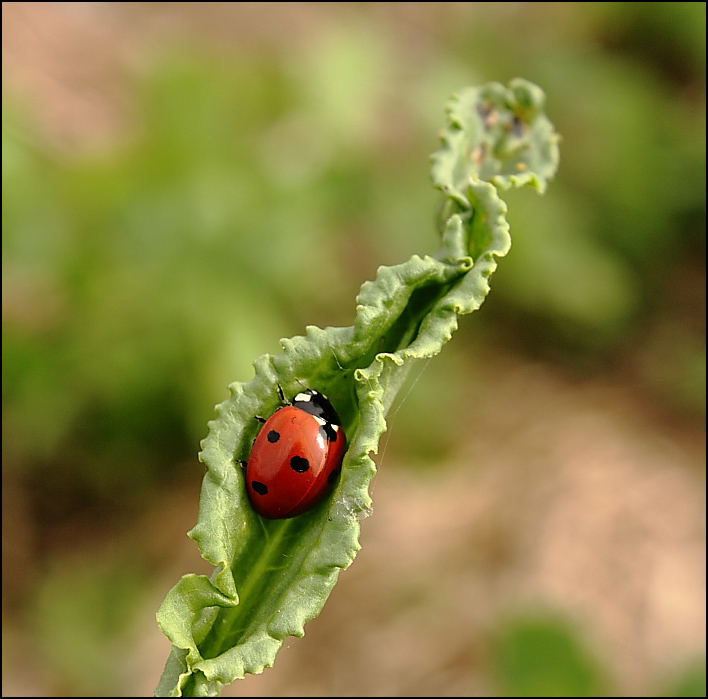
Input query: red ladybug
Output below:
<box><xmin>245</xmin><ymin>388</ymin><xmax>346</xmax><ymax>519</ymax></box>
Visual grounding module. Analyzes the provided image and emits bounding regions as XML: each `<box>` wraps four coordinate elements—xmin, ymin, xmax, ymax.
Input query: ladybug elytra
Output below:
<box><xmin>244</xmin><ymin>388</ymin><xmax>346</xmax><ymax>519</ymax></box>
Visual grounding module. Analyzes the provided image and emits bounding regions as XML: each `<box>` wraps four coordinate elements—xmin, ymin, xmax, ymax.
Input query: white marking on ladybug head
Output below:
<box><xmin>313</xmin><ymin>415</ymin><xmax>327</xmax><ymax>427</ymax></box>
<box><xmin>295</xmin><ymin>392</ymin><xmax>313</xmax><ymax>402</ymax></box>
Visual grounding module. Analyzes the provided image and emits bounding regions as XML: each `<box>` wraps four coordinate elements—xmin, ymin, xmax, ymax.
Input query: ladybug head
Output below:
<box><xmin>292</xmin><ymin>389</ymin><xmax>341</xmax><ymax>426</ymax></box>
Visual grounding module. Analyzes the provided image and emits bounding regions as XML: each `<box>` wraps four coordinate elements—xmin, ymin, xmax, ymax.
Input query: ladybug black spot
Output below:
<box><xmin>251</xmin><ymin>481</ymin><xmax>268</xmax><ymax>495</ymax></box>
<box><xmin>267</xmin><ymin>430</ymin><xmax>280</xmax><ymax>443</ymax></box>
<box><xmin>327</xmin><ymin>468</ymin><xmax>341</xmax><ymax>484</ymax></box>
<box><xmin>290</xmin><ymin>455</ymin><xmax>309</xmax><ymax>473</ymax></box>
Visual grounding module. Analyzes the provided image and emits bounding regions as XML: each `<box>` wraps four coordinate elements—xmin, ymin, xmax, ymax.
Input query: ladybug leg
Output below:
<box><xmin>276</xmin><ymin>383</ymin><xmax>287</xmax><ymax>404</ymax></box>
<box><xmin>255</xmin><ymin>415</ymin><xmax>267</xmax><ymax>424</ymax></box>
<box><xmin>236</xmin><ymin>459</ymin><xmax>247</xmax><ymax>469</ymax></box>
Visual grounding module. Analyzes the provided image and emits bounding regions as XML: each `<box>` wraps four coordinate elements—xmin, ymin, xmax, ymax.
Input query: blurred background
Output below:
<box><xmin>2</xmin><ymin>2</ymin><xmax>705</xmax><ymax>696</ymax></box>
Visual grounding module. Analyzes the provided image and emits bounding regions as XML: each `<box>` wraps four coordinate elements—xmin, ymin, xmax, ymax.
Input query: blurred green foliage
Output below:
<box><xmin>31</xmin><ymin>550</ymin><xmax>152</xmax><ymax>696</ymax></box>
<box><xmin>490</xmin><ymin>612</ymin><xmax>606</xmax><ymax>697</ymax></box>
<box><xmin>2</xmin><ymin>3</ymin><xmax>705</xmax><ymax>696</ymax></box>
<box><xmin>661</xmin><ymin>662</ymin><xmax>708</xmax><ymax>698</ymax></box>
<box><xmin>491</xmin><ymin>612</ymin><xmax>706</xmax><ymax>699</ymax></box>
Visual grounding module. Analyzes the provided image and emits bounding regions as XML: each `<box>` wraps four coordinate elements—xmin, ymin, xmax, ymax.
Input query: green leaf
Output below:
<box><xmin>432</xmin><ymin>78</ymin><xmax>560</xmax><ymax>218</ymax></box>
<box><xmin>156</xmin><ymin>78</ymin><xmax>559</xmax><ymax>696</ymax></box>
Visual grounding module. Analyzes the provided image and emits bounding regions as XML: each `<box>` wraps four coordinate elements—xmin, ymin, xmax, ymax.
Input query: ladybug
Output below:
<box><xmin>244</xmin><ymin>387</ymin><xmax>346</xmax><ymax>519</ymax></box>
